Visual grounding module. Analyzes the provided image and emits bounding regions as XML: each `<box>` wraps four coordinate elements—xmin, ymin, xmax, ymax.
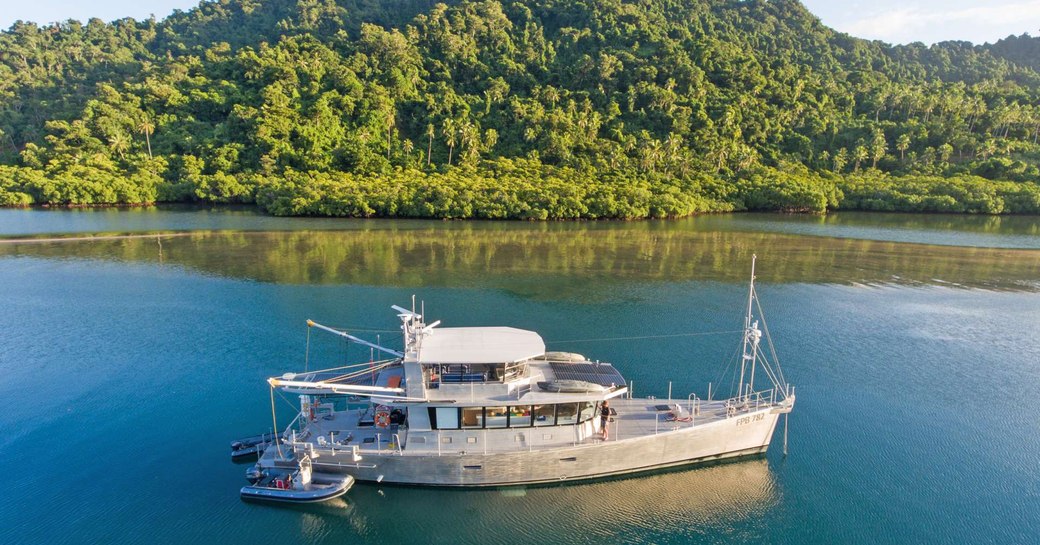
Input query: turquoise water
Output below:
<box><xmin>0</xmin><ymin>208</ymin><xmax>1038</xmax><ymax>544</ymax></box>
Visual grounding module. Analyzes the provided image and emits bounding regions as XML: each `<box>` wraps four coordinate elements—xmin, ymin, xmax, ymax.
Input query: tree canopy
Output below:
<box><xmin>1</xmin><ymin>0</ymin><xmax>1039</xmax><ymax>216</ymax></box>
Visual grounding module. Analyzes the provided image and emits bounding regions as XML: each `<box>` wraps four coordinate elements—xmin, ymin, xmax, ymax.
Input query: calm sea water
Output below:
<box><xmin>0</xmin><ymin>207</ymin><xmax>1038</xmax><ymax>545</ymax></box>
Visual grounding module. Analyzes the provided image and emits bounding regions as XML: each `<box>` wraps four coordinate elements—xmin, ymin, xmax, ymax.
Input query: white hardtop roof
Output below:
<box><xmin>415</xmin><ymin>327</ymin><xmax>545</xmax><ymax>364</ymax></box>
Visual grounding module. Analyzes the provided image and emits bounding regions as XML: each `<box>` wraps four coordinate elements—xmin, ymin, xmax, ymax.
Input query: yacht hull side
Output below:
<box><xmin>303</xmin><ymin>407</ymin><xmax>781</xmax><ymax>486</ymax></box>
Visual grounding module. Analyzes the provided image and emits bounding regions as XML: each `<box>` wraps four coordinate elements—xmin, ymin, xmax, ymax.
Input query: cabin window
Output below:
<box><xmin>578</xmin><ymin>401</ymin><xmax>596</xmax><ymax>423</ymax></box>
<box><xmin>533</xmin><ymin>404</ymin><xmax>555</xmax><ymax>427</ymax></box>
<box><xmin>462</xmin><ymin>407</ymin><xmax>484</xmax><ymax>428</ymax></box>
<box><xmin>431</xmin><ymin>403</ymin><xmax>598</xmax><ymax>429</ymax></box>
<box><xmin>508</xmin><ymin>406</ymin><xmax>532</xmax><ymax>427</ymax></box>
<box><xmin>557</xmin><ymin>403</ymin><xmax>579</xmax><ymax>425</ymax></box>
<box><xmin>434</xmin><ymin>407</ymin><xmax>459</xmax><ymax>430</ymax></box>
<box><xmin>485</xmin><ymin>406</ymin><xmax>508</xmax><ymax>428</ymax></box>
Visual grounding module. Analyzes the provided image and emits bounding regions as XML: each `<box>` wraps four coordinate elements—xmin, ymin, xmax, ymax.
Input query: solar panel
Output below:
<box><xmin>550</xmin><ymin>362</ymin><xmax>627</xmax><ymax>387</ymax></box>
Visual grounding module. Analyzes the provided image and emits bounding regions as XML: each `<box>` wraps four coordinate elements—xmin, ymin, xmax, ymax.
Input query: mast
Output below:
<box><xmin>392</xmin><ymin>303</ymin><xmax>421</xmax><ymax>359</ymax></box>
<box><xmin>392</xmin><ymin>299</ymin><xmax>441</xmax><ymax>362</ymax></box>
<box><xmin>738</xmin><ymin>255</ymin><xmax>760</xmax><ymax>402</ymax></box>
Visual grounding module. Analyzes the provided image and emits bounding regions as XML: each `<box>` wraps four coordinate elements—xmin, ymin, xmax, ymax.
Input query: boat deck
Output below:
<box><xmin>606</xmin><ymin>397</ymin><xmax>744</xmax><ymax>441</ymax></box>
<box><xmin>285</xmin><ymin>406</ymin><xmax>406</xmax><ymax>453</ymax></box>
<box><xmin>280</xmin><ymin>395</ymin><xmax>776</xmax><ymax>459</ymax></box>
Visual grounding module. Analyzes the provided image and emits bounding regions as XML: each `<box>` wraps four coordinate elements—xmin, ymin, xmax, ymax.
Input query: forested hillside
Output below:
<box><xmin>1</xmin><ymin>0</ymin><xmax>1039</xmax><ymax>217</ymax></box>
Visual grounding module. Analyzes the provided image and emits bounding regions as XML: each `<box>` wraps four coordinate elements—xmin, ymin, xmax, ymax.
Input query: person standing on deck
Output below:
<box><xmin>600</xmin><ymin>401</ymin><xmax>610</xmax><ymax>440</ymax></box>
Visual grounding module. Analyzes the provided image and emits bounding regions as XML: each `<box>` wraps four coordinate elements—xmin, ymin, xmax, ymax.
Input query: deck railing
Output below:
<box><xmin>289</xmin><ymin>386</ymin><xmax>790</xmax><ymax>459</ymax></box>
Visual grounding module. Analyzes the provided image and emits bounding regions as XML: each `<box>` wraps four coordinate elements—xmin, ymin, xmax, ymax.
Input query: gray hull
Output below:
<box><xmin>299</xmin><ymin>406</ymin><xmax>781</xmax><ymax>487</ymax></box>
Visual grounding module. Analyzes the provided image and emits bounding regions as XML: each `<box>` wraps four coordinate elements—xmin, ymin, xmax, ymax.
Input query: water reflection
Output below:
<box><xmin>285</xmin><ymin>459</ymin><xmax>777</xmax><ymax>545</ymax></box>
<box><xmin>694</xmin><ymin>212</ymin><xmax>1040</xmax><ymax>249</ymax></box>
<box><xmin>1</xmin><ymin>226</ymin><xmax>1038</xmax><ymax>293</ymax></box>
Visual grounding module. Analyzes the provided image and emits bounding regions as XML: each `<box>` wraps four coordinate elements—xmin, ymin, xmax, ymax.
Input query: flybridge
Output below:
<box><xmin>392</xmin><ymin>302</ymin><xmax>546</xmax><ymax>364</ymax></box>
<box><xmin>268</xmin><ymin>301</ymin><xmax>548</xmax><ymax>399</ymax></box>
<box><xmin>409</xmin><ymin>327</ymin><xmax>545</xmax><ymax>364</ymax></box>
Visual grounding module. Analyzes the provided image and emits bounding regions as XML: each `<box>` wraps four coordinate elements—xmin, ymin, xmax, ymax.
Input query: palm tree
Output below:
<box><xmin>442</xmin><ymin>119</ymin><xmax>457</xmax><ymax>166</ymax></box>
<box><xmin>402</xmin><ymin>139</ymin><xmax>414</xmax><ymax>163</ymax></box>
<box><xmin>896</xmin><ymin>133</ymin><xmax>911</xmax><ymax>161</ymax></box>
<box><xmin>108</xmin><ymin>133</ymin><xmax>129</xmax><ymax>160</ymax></box>
<box><xmin>664</xmin><ymin>133</ymin><xmax>682</xmax><ymax>172</ymax></box>
<box><xmin>978</xmin><ymin>139</ymin><xmax>997</xmax><ymax>159</ymax></box>
<box><xmin>459</xmin><ymin>121</ymin><xmax>476</xmax><ymax>162</ymax></box>
<box><xmin>832</xmin><ymin>148</ymin><xmax>848</xmax><ymax>173</ymax></box>
<box><xmin>871</xmin><ymin>129</ymin><xmax>887</xmax><ymax>169</ymax></box>
<box><xmin>852</xmin><ymin>145</ymin><xmax>868</xmax><ymax>172</ymax></box>
<box><xmin>543</xmin><ymin>86</ymin><xmax>560</xmax><ymax>110</ymax></box>
<box><xmin>641</xmin><ymin>139</ymin><xmax>663</xmax><ymax>173</ymax></box>
<box><xmin>386</xmin><ymin>111</ymin><xmax>395</xmax><ymax>160</ymax></box>
<box><xmin>426</xmin><ymin>123</ymin><xmax>434</xmax><ymax>167</ymax></box>
<box><xmin>610</xmin><ymin>122</ymin><xmax>625</xmax><ymax>143</ymax></box>
<box><xmin>483</xmin><ymin>129</ymin><xmax>498</xmax><ymax>153</ymax></box>
<box><xmin>137</xmin><ymin>118</ymin><xmax>154</xmax><ymax>159</ymax></box>
<box><xmin>512</xmin><ymin>100</ymin><xmax>529</xmax><ymax>122</ymax></box>
<box><xmin>665</xmin><ymin>133</ymin><xmax>683</xmax><ymax>154</ymax></box>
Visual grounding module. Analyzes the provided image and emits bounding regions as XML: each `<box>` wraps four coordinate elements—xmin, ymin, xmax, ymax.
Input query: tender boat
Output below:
<box><xmin>230</xmin><ymin>432</ymin><xmax>278</xmax><ymax>462</ymax></box>
<box><xmin>241</xmin><ymin>455</ymin><xmax>354</xmax><ymax>503</ymax></box>
<box><xmin>246</xmin><ymin>256</ymin><xmax>794</xmax><ymax>487</ymax></box>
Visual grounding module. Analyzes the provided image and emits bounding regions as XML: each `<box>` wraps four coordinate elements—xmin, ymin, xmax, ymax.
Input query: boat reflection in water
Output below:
<box><xmin>292</xmin><ymin>459</ymin><xmax>778</xmax><ymax>544</ymax></box>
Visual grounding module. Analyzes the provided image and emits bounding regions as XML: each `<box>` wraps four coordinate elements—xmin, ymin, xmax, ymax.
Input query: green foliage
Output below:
<box><xmin>1</xmin><ymin>0</ymin><xmax>1040</xmax><ymax>216</ymax></box>
<box><xmin>254</xmin><ymin>159</ymin><xmax>732</xmax><ymax>219</ymax></box>
<box><xmin>734</xmin><ymin>166</ymin><xmax>838</xmax><ymax>213</ymax></box>
<box><xmin>837</xmin><ymin>174</ymin><xmax>1040</xmax><ymax>214</ymax></box>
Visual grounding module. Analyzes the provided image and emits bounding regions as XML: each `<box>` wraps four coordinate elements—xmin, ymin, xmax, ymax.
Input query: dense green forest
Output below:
<box><xmin>1</xmin><ymin>0</ymin><xmax>1039</xmax><ymax>217</ymax></box>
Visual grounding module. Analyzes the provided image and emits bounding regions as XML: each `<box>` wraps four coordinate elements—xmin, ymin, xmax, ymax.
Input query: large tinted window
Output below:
<box><xmin>435</xmin><ymin>407</ymin><xmax>459</xmax><ymax>429</ymax></box>
<box><xmin>485</xmin><ymin>406</ymin><xmax>508</xmax><ymax>428</ymax></box>
<box><xmin>508</xmin><ymin>406</ymin><xmax>531</xmax><ymax>427</ymax></box>
<box><xmin>462</xmin><ymin>407</ymin><xmax>483</xmax><ymax>428</ymax></box>
<box><xmin>533</xmin><ymin>404</ymin><xmax>554</xmax><ymax>426</ymax></box>
<box><xmin>557</xmin><ymin>403</ymin><xmax>579</xmax><ymax>425</ymax></box>
<box><xmin>578</xmin><ymin>401</ymin><xmax>596</xmax><ymax>422</ymax></box>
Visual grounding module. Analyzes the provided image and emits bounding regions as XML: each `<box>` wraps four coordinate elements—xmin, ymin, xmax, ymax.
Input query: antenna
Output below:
<box><xmin>745</xmin><ymin>254</ymin><xmax>757</xmax><ymax>331</ymax></box>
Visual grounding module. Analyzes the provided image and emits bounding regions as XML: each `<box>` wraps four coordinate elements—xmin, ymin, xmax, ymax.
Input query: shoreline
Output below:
<box><xmin>3</xmin><ymin>201</ymin><xmax>1040</xmax><ymax>218</ymax></box>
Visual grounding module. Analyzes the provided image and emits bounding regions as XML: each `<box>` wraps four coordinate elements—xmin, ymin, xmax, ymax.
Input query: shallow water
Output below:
<box><xmin>0</xmin><ymin>208</ymin><xmax>1037</xmax><ymax>545</ymax></box>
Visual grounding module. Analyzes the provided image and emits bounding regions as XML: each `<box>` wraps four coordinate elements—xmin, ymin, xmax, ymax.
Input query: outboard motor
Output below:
<box><xmin>245</xmin><ymin>464</ymin><xmax>266</xmax><ymax>484</ymax></box>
